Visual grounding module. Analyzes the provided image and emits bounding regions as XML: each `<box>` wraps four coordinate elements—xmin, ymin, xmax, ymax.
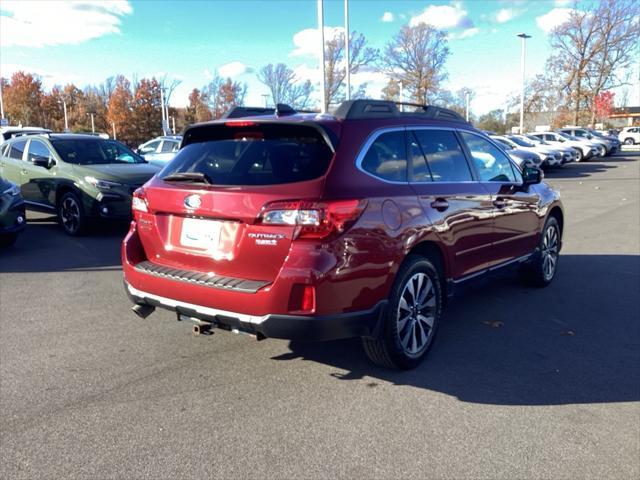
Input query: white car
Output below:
<box><xmin>1</xmin><ymin>126</ymin><xmax>52</xmax><ymax>144</ymax></box>
<box><xmin>495</xmin><ymin>135</ymin><xmax>563</xmax><ymax>167</ymax></box>
<box><xmin>618</xmin><ymin>126</ymin><xmax>640</xmax><ymax>145</ymax></box>
<box><xmin>137</xmin><ymin>135</ymin><xmax>182</xmax><ymax>166</ymax></box>
<box><xmin>557</xmin><ymin>128</ymin><xmax>611</xmax><ymax>156</ymax></box>
<box><xmin>521</xmin><ymin>134</ymin><xmax>577</xmax><ymax>163</ymax></box>
<box><xmin>528</xmin><ymin>131</ymin><xmax>597</xmax><ymax>162</ymax></box>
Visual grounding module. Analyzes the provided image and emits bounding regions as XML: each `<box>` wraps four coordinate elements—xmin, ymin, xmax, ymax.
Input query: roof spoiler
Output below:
<box><xmin>333</xmin><ymin>99</ymin><xmax>468</xmax><ymax>123</ymax></box>
<box><xmin>222</xmin><ymin>103</ymin><xmax>307</xmax><ymax>119</ymax></box>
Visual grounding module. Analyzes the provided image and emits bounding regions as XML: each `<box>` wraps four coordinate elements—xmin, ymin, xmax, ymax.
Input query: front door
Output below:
<box><xmin>22</xmin><ymin>139</ymin><xmax>57</xmax><ymax>208</ymax></box>
<box><xmin>408</xmin><ymin>128</ymin><xmax>495</xmax><ymax>279</ymax></box>
<box><xmin>458</xmin><ymin>131</ymin><xmax>541</xmax><ymax>265</ymax></box>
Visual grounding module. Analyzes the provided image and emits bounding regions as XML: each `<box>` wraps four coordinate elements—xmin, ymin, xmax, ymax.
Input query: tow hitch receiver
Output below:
<box><xmin>178</xmin><ymin>313</ymin><xmax>215</xmax><ymax>336</ymax></box>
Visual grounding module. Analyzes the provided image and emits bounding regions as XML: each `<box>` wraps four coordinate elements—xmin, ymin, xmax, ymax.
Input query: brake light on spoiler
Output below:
<box><xmin>258</xmin><ymin>199</ymin><xmax>367</xmax><ymax>240</ymax></box>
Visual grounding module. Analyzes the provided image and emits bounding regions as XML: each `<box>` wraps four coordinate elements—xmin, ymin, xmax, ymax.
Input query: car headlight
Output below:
<box><xmin>84</xmin><ymin>176</ymin><xmax>124</xmax><ymax>190</ymax></box>
<box><xmin>1</xmin><ymin>184</ymin><xmax>20</xmax><ymax>197</ymax></box>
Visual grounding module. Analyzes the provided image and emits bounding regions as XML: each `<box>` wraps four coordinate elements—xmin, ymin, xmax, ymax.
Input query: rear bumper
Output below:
<box><xmin>0</xmin><ymin>198</ymin><xmax>26</xmax><ymax>235</ymax></box>
<box><xmin>125</xmin><ymin>281</ymin><xmax>386</xmax><ymax>341</ymax></box>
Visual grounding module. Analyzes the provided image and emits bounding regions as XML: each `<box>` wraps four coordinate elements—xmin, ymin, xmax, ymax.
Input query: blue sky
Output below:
<box><xmin>1</xmin><ymin>0</ymin><xmax>638</xmax><ymax>115</ymax></box>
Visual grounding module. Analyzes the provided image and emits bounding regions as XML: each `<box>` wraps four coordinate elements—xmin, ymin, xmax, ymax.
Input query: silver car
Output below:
<box><xmin>137</xmin><ymin>136</ymin><xmax>182</xmax><ymax>166</ymax></box>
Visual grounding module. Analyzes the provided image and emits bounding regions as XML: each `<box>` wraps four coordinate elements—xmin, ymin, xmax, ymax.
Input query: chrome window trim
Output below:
<box><xmin>354</xmin><ymin>126</ymin><xmax>409</xmax><ymax>185</ymax></box>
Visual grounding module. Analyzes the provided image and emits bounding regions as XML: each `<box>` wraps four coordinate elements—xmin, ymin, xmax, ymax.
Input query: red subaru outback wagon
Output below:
<box><xmin>123</xmin><ymin>100</ymin><xmax>563</xmax><ymax>369</ymax></box>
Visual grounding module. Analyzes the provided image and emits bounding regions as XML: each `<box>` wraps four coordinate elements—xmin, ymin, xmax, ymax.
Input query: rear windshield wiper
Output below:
<box><xmin>162</xmin><ymin>172</ymin><xmax>212</xmax><ymax>184</ymax></box>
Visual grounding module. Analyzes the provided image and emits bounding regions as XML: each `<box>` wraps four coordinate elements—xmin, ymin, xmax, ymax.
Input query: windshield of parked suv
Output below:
<box><xmin>557</xmin><ymin>132</ymin><xmax>580</xmax><ymax>141</ymax></box>
<box><xmin>508</xmin><ymin>136</ymin><xmax>535</xmax><ymax>147</ymax></box>
<box><xmin>51</xmin><ymin>139</ymin><xmax>145</xmax><ymax>165</ymax></box>
<box><xmin>525</xmin><ymin>135</ymin><xmax>544</xmax><ymax>144</ymax></box>
<box><xmin>159</xmin><ymin>123</ymin><xmax>333</xmax><ymax>186</ymax></box>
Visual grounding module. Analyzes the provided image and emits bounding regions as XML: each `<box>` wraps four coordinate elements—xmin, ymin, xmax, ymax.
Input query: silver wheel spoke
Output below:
<box><xmin>417</xmin><ymin>314</ymin><xmax>434</xmax><ymax>328</ymax></box>
<box><xmin>396</xmin><ymin>272</ymin><xmax>437</xmax><ymax>357</ymax></box>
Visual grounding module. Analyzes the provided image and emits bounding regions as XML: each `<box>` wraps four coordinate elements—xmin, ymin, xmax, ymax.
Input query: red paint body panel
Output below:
<box><xmin>122</xmin><ymin>112</ymin><xmax>563</xmax><ymax>329</ymax></box>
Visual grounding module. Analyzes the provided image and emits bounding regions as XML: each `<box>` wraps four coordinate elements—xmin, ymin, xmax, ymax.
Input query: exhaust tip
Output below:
<box><xmin>132</xmin><ymin>303</ymin><xmax>155</xmax><ymax>319</ymax></box>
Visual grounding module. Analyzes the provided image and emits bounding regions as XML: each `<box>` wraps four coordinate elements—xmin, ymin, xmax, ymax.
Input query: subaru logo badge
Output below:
<box><xmin>184</xmin><ymin>194</ymin><xmax>202</xmax><ymax>209</ymax></box>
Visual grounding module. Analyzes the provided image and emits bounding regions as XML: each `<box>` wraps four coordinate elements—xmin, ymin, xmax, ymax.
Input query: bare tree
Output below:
<box><xmin>547</xmin><ymin>0</ymin><xmax>639</xmax><ymax>125</ymax></box>
<box><xmin>382</xmin><ymin>23</ymin><xmax>450</xmax><ymax>105</ymax></box>
<box><xmin>257</xmin><ymin>63</ymin><xmax>314</xmax><ymax>109</ymax></box>
<box><xmin>324</xmin><ymin>31</ymin><xmax>378</xmax><ymax>109</ymax></box>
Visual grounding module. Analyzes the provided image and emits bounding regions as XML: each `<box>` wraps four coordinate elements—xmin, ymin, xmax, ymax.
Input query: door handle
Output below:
<box><xmin>430</xmin><ymin>198</ymin><xmax>449</xmax><ymax>211</ymax></box>
<box><xmin>493</xmin><ymin>198</ymin><xmax>508</xmax><ymax>208</ymax></box>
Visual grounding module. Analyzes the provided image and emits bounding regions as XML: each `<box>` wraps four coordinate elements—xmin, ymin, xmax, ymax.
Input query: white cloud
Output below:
<box><xmin>218</xmin><ymin>61</ymin><xmax>249</xmax><ymax>78</ymax></box>
<box><xmin>381</xmin><ymin>12</ymin><xmax>394</xmax><ymax>23</ymax></box>
<box><xmin>203</xmin><ymin>69</ymin><xmax>214</xmax><ymax>81</ymax></box>
<box><xmin>495</xmin><ymin>8</ymin><xmax>516</xmax><ymax>23</ymax></box>
<box><xmin>457</xmin><ymin>27</ymin><xmax>481</xmax><ymax>39</ymax></box>
<box><xmin>409</xmin><ymin>2</ymin><xmax>473</xmax><ymax>29</ymax></box>
<box><xmin>555</xmin><ymin>0</ymin><xmax>572</xmax><ymax>6</ymax></box>
<box><xmin>0</xmin><ymin>0</ymin><xmax>132</xmax><ymax>48</ymax></box>
<box><xmin>0</xmin><ymin>63</ymin><xmax>80</xmax><ymax>88</ymax></box>
<box><xmin>290</xmin><ymin>26</ymin><xmax>344</xmax><ymax>57</ymax></box>
<box><xmin>536</xmin><ymin>8</ymin><xmax>573</xmax><ymax>33</ymax></box>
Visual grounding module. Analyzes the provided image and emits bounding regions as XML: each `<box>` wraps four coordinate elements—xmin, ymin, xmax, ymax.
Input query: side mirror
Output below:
<box><xmin>523</xmin><ymin>166</ymin><xmax>543</xmax><ymax>186</ymax></box>
<box><xmin>32</xmin><ymin>155</ymin><xmax>54</xmax><ymax>169</ymax></box>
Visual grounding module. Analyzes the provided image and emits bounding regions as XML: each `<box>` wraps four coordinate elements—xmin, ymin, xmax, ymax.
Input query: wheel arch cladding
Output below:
<box><xmin>549</xmin><ymin>206</ymin><xmax>564</xmax><ymax>235</ymax></box>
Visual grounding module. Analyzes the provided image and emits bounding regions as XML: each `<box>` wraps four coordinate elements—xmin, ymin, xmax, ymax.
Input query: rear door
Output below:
<box><xmin>458</xmin><ymin>131</ymin><xmax>541</xmax><ymax>264</ymax></box>
<box><xmin>1</xmin><ymin>139</ymin><xmax>28</xmax><ymax>187</ymax></box>
<box><xmin>408</xmin><ymin>128</ymin><xmax>495</xmax><ymax>279</ymax></box>
<box><xmin>135</xmin><ymin>122</ymin><xmax>334</xmax><ymax>283</ymax></box>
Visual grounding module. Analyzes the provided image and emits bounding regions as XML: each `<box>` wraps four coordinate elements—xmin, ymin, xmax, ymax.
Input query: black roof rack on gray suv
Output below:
<box><xmin>333</xmin><ymin>99</ymin><xmax>467</xmax><ymax>123</ymax></box>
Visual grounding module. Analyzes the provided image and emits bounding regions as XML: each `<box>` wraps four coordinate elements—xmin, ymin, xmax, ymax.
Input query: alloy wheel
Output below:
<box><xmin>541</xmin><ymin>224</ymin><xmax>559</xmax><ymax>281</ymax></box>
<box><xmin>61</xmin><ymin>197</ymin><xmax>80</xmax><ymax>233</ymax></box>
<box><xmin>397</xmin><ymin>273</ymin><xmax>436</xmax><ymax>357</ymax></box>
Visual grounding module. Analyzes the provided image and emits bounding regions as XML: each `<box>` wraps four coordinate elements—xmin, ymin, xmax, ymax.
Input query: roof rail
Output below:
<box><xmin>333</xmin><ymin>99</ymin><xmax>468</xmax><ymax>123</ymax></box>
<box><xmin>222</xmin><ymin>103</ymin><xmax>299</xmax><ymax>119</ymax></box>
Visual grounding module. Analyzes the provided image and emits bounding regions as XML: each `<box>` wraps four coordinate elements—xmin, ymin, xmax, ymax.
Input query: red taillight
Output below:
<box><xmin>132</xmin><ymin>188</ymin><xmax>148</xmax><ymax>214</ymax></box>
<box><xmin>258</xmin><ymin>199</ymin><xmax>367</xmax><ymax>240</ymax></box>
<box><xmin>289</xmin><ymin>284</ymin><xmax>316</xmax><ymax>313</ymax></box>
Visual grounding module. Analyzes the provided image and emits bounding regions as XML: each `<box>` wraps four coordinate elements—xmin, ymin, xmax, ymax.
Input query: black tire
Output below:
<box><xmin>0</xmin><ymin>233</ymin><xmax>18</xmax><ymax>247</ymax></box>
<box><xmin>624</xmin><ymin>138</ymin><xmax>635</xmax><ymax>145</ymax></box>
<box><xmin>362</xmin><ymin>254</ymin><xmax>443</xmax><ymax>369</ymax></box>
<box><xmin>520</xmin><ymin>216</ymin><xmax>561</xmax><ymax>287</ymax></box>
<box><xmin>57</xmin><ymin>191</ymin><xmax>86</xmax><ymax>236</ymax></box>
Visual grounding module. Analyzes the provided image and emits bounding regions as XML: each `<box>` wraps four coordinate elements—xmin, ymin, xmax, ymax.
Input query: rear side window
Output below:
<box><xmin>413</xmin><ymin>130</ymin><xmax>472</xmax><ymax>182</ymax></box>
<box><xmin>9</xmin><ymin>140</ymin><xmax>27</xmax><ymax>160</ymax></box>
<box><xmin>360</xmin><ymin>131</ymin><xmax>407</xmax><ymax>182</ymax></box>
<box><xmin>27</xmin><ymin>140</ymin><xmax>53</xmax><ymax>161</ymax></box>
<box><xmin>460</xmin><ymin>132</ymin><xmax>517</xmax><ymax>183</ymax></box>
<box><xmin>161</xmin><ymin>124</ymin><xmax>332</xmax><ymax>186</ymax></box>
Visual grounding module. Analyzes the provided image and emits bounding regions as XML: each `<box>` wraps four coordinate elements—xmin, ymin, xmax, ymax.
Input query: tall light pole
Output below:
<box><xmin>261</xmin><ymin>94</ymin><xmax>269</xmax><ymax>107</ymax></box>
<box><xmin>87</xmin><ymin>112</ymin><xmax>95</xmax><ymax>133</ymax></box>
<box><xmin>317</xmin><ymin>0</ymin><xmax>327</xmax><ymax>113</ymax></box>
<box><xmin>0</xmin><ymin>80</ymin><xmax>5</xmax><ymax>121</ymax></box>
<box><xmin>465</xmin><ymin>90</ymin><xmax>470</xmax><ymax>122</ymax></box>
<box><xmin>344</xmin><ymin>0</ymin><xmax>350</xmax><ymax>100</ymax></box>
<box><xmin>518</xmin><ymin>33</ymin><xmax>531</xmax><ymax>134</ymax></box>
<box><xmin>61</xmin><ymin>98</ymin><xmax>69</xmax><ymax>132</ymax></box>
<box><xmin>160</xmin><ymin>87</ymin><xmax>166</xmax><ymax>134</ymax></box>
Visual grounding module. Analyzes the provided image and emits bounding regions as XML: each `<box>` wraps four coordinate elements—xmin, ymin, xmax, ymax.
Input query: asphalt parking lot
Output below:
<box><xmin>1</xmin><ymin>153</ymin><xmax>639</xmax><ymax>479</ymax></box>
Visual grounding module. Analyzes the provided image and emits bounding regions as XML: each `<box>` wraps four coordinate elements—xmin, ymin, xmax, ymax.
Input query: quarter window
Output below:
<box><xmin>460</xmin><ymin>132</ymin><xmax>517</xmax><ymax>183</ymax></box>
<box><xmin>412</xmin><ymin>129</ymin><xmax>472</xmax><ymax>182</ymax></box>
<box><xmin>9</xmin><ymin>140</ymin><xmax>27</xmax><ymax>161</ymax></box>
<box><xmin>361</xmin><ymin>131</ymin><xmax>407</xmax><ymax>182</ymax></box>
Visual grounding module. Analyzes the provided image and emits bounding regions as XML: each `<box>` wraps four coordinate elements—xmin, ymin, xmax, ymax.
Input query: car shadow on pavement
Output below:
<box><xmin>273</xmin><ymin>254</ymin><xmax>640</xmax><ymax>406</ymax></box>
<box><xmin>0</xmin><ymin>214</ymin><xmax>127</xmax><ymax>273</ymax></box>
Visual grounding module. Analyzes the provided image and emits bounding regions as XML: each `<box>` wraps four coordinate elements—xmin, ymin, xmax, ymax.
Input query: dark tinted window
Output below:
<box><xmin>408</xmin><ymin>132</ymin><xmax>431</xmax><ymax>182</ymax></box>
<box><xmin>27</xmin><ymin>140</ymin><xmax>53</xmax><ymax>161</ymax></box>
<box><xmin>460</xmin><ymin>132</ymin><xmax>517</xmax><ymax>183</ymax></box>
<box><xmin>160</xmin><ymin>124</ymin><xmax>332</xmax><ymax>186</ymax></box>
<box><xmin>9</xmin><ymin>140</ymin><xmax>27</xmax><ymax>160</ymax></box>
<box><xmin>361</xmin><ymin>131</ymin><xmax>407</xmax><ymax>182</ymax></box>
<box><xmin>413</xmin><ymin>130</ymin><xmax>472</xmax><ymax>182</ymax></box>
<box><xmin>51</xmin><ymin>139</ymin><xmax>144</xmax><ymax>164</ymax></box>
